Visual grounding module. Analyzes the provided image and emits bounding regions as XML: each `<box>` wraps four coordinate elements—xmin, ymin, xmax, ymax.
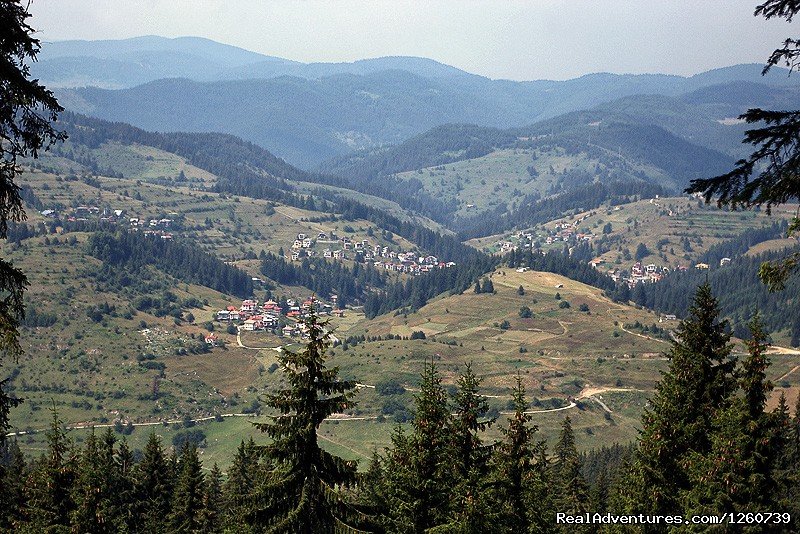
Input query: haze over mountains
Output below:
<box><xmin>42</xmin><ymin>36</ymin><xmax>800</xmax><ymax>170</ymax></box>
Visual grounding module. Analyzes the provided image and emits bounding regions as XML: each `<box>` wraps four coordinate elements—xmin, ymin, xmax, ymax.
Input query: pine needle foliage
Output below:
<box><xmin>622</xmin><ymin>283</ymin><xmax>736</xmax><ymax>516</ymax></box>
<box><xmin>249</xmin><ymin>309</ymin><xmax>358</xmax><ymax>533</ymax></box>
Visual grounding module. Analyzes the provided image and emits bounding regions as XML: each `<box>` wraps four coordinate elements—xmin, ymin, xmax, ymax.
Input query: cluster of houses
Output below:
<box><xmin>42</xmin><ymin>205</ymin><xmax>123</xmax><ymax>223</ymax></box>
<box><xmin>288</xmin><ymin>232</ymin><xmax>456</xmax><ymax>273</ymax></box>
<box><xmin>621</xmin><ymin>262</ymin><xmax>670</xmax><ymax>286</ymax></box>
<box><xmin>494</xmin><ymin>218</ymin><xmax>597</xmax><ymax>254</ymax></box>
<box><xmin>129</xmin><ymin>216</ymin><xmax>176</xmax><ymax>240</ymax></box>
<box><xmin>597</xmin><ymin>256</ymin><xmax>734</xmax><ymax>289</ymax></box>
<box><xmin>40</xmin><ymin>206</ymin><xmax>179</xmax><ymax>240</ymax></box>
<box><xmin>213</xmin><ymin>296</ymin><xmax>342</xmax><ymax>339</ymax></box>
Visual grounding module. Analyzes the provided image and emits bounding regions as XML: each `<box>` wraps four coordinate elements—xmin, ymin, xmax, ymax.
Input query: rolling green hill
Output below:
<box><xmin>318</xmin><ymin>81</ymin><xmax>800</xmax><ymax>235</ymax></box>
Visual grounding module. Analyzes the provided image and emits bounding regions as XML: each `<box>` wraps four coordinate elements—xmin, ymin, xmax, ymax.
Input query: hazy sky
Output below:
<box><xmin>28</xmin><ymin>0</ymin><xmax>795</xmax><ymax>81</ymax></box>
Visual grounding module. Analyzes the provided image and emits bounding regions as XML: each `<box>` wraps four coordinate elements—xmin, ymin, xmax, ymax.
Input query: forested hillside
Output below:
<box><xmin>633</xmin><ymin>245</ymin><xmax>800</xmax><ymax>345</ymax></box>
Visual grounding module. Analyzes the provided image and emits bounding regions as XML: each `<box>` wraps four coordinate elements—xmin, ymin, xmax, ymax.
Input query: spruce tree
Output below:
<box><xmin>168</xmin><ymin>443</ymin><xmax>205</xmax><ymax>533</ymax></box>
<box><xmin>684</xmin><ymin>314</ymin><xmax>776</xmax><ymax>515</ymax></box>
<box><xmin>116</xmin><ymin>438</ymin><xmax>135</xmax><ymax>531</ymax></box>
<box><xmin>249</xmin><ymin>310</ymin><xmax>358</xmax><ymax>533</ymax></box>
<box><xmin>551</xmin><ymin>416</ymin><xmax>588</xmax><ymax>520</ymax></box>
<box><xmin>481</xmin><ymin>278</ymin><xmax>494</xmax><ymax>294</ymax></box>
<box><xmin>622</xmin><ymin>283</ymin><xmax>736</xmax><ymax>515</ymax></box>
<box><xmin>437</xmin><ymin>363</ymin><xmax>496</xmax><ymax>533</ymax></box>
<box><xmin>451</xmin><ymin>363</ymin><xmax>493</xmax><ymax>479</ymax></box>
<box><xmin>23</xmin><ymin>407</ymin><xmax>76</xmax><ymax>533</ymax></box>
<box><xmin>0</xmin><ymin>439</ymin><xmax>26</xmax><ymax>529</ymax></box>
<box><xmin>353</xmin><ymin>449</ymin><xmax>389</xmax><ymax>532</ymax></box>
<box><xmin>134</xmin><ymin>432</ymin><xmax>172</xmax><ymax>533</ymax></box>
<box><xmin>222</xmin><ymin>438</ymin><xmax>259</xmax><ymax>532</ymax></box>
<box><xmin>490</xmin><ymin>374</ymin><xmax>550</xmax><ymax>533</ymax></box>
<box><xmin>382</xmin><ymin>361</ymin><xmax>453</xmax><ymax>533</ymax></box>
<box><xmin>71</xmin><ymin>430</ymin><xmax>105</xmax><ymax>533</ymax></box>
<box><xmin>200</xmin><ymin>463</ymin><xmax>223</xmax><ymax>533</ymax></box>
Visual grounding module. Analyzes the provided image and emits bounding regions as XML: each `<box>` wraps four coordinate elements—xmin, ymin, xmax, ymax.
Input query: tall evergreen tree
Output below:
<box><xmin>70</xmin><ymin>431</ymin><xmax>105</xmax><ymax>533</ymax></box>
<box><xmin>683</xmin><ymin>314</ymin><xmax>776</xmax><ymax>516</ymax></box>
<box><xmin>200</xmin><ymin>463</ymin><xmax>223</xmax><ymax>534</ymax></box>
<box><xmin>435</xmin><ymin>363</ymin><xmax>496</xmax><ymax>533</ymax></box>
<box><xmin>489</xmin><ymin>374</ymin><xmax>550</xmax><ymax>533</ymax></box>
<box><xmin>23</xmin><ymin>407</ymin><xmax>76</xmax><ymax>533</ymax></box>
<box><xmin>450</xmin><ymin>364</ymin><xmax>493</xmax><ymax>476</ymax></box>
<box><xmin>353</xmin><ymin>449</ymin><xmax>389</xmax><ymax>533</ymax></box>
<box><xmin>551</xmin><ymin>417</ymin><xmax>588</xmax><ymax>520</ymax></box>
<box><xmin>168</xmin><ymin>443</ymin><xmax>205</xmax><ymax>533</ymax></box>
<box><xmin>621</xmin><ymin>283</ymin><xmax>736</xmax><ymax>515</ymax></box>
<box><xmin>133</xmin><ymin>432</ymin><xmax>172</xmax><ymax>533</ymax></box>
<box><xmin>382</xmin><ymin>361</ymin><xmax>453</xmax><ymax>533</ymax></box>
<box><xmin>222</xmin><ymin>438</ymin><xmax>260</xmax><ymax>532</ymax></box>
<box><xmin>116</xmin><ymin>437</ymin><xmax>135</xmax><ymax>531</ymax></box>
<box><xmin>249</xmin><ymin>310</ymin><xmax>358</xmax><ymax>533</ymax></box>
<box><xmin>0</xmin><ymin>439</ymin><xmax>26</xmax><ymax>529</ymax></box>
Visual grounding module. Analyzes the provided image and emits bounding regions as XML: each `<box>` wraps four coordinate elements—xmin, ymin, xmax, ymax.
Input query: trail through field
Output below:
<box><xmin>7</xmin><ymin>411</ymin><xmax>385</xmax><ymax>439</ymax></box>
<box><xmin>514</xmin><ymin>401</ymin><xmax>577</xmax><ymax>415</ymax></box>
<box><xmin>770</xmin><ymin>345</ymin><xmax>800</xmax><ymax>356</ymax></box>
<box><xmin>8</xmin><ymin>383</ymin><xmax>650</xmax><ymax>438</ymax></box>
<box><xmin>776</xmin><ymin>364</ymin><xmax>800</xmax><ymax>382</ymax></box>
<box><xmin>576</xmin><ymin>386</ymin><xmax>650</xmax><ymax>414</ymax></box>
<box><xmin>237</xmin><ymin>328</ymin><xmax>282</xmax><ymax>352</ymax></box>
<box><xmin>7</xmin><ymin>413</ymin><xmax>258</xmax><ymax>437</ymax></box>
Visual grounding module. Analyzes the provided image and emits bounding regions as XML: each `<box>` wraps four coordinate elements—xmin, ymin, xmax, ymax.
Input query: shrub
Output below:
<box><xmin>172</xmin><ymin>429</ymin><xmax>207</xmax><ymax>449</ymax></box>
<box><xmin>376</xmin><ymin>379</ymin><xmax>406</xmax><ymax>396</ymax></box>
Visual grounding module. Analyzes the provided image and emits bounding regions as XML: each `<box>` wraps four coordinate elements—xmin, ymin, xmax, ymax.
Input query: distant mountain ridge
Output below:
<box><xmin>33</xmin><ymin>35</ymin><xmax>476</xmax><ymax>89</ymax></box>
<box><xmin>35</xmin><ymin>36</ymin><xmax>800</xmax><ymax>89</ymax></box>
<box><xmin>42</xmin><ymin>36</ymin><xmax>800</xmax><ymax>169</ymax></box>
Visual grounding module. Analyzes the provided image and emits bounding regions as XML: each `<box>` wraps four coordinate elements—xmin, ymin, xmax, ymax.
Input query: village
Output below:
<box><xmin>488</xmin><ymin>203</ymin><xmax>736</xmax><ymax>291</ymax></box>
<box><xmin>203</xmin><ymin>295</ymin><xmax>343</xmax><ymax>347</ymax></box>
<box><xmin>41</xmin><ymin>205</ymin><xmax>179</xmax><ymax>240</ymax></box>
<box><xmin>492</xmin><ymin>209</ymin><xmax>599</xmax><ymax>255</ymax></box>
<box><xmin>286</xmin><ymin>231</ymin><xmax>457</xmax><ymax>274</ymax></box>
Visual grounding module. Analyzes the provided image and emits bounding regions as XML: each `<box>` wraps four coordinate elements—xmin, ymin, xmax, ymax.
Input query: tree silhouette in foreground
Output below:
<box><xmin>621</xmin><ymin>283</ymin><xmax>736</xmax><ymax>516</ymax></box>
<box><xmin>0</xmin><ymin>0</ymin><xmax>65</xmax><ymax>443</ymax></box>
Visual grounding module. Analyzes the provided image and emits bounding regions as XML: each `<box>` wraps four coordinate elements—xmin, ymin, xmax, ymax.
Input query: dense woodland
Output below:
<box><xmin>1</xmin><ymin>287</ymin><xmax>799</xmax><ymax>533</ymax></box>
<box><xmin>87</xmin><ymin>231</ymin><xmax>254</xmax><ymax>299</ymax></box>
<box><xmin>632</xmin><ymin>243</ymin><xmax>800</xmax><ymax>346</ymax></box>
